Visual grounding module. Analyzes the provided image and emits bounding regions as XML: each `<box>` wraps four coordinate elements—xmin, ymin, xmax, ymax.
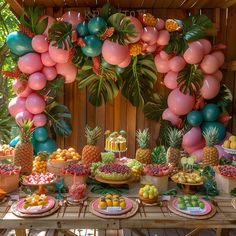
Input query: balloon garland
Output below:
<box><xmin>2</xmin><ymin>4</ymin><xmax>232</xmax><ymax>156</ymax></box>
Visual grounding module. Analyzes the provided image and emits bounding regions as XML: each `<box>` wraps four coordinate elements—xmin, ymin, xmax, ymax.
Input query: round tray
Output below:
<box><xmin>67</xmin><ymin>196</ymin><xmax>88</xmax><ymax>205</ymax></box>
<box><xmin>221</xmin><ymin>146</ymin><xmax>236</xmax><ymax>155</ymax></box>
<box><xmin>11</xmin><ymin>200</ymin><xmax>59</xmax><ymax>218</ymax></box>
<box><xmin>171</xmin><ymin>172</ymin><xmax>204</xmax><ymax>186</ymax></box>
<box><xmin>0</xmin><ymin>155</ymin><xmax>13</xmax><ymax>161</ymax></box>
<box><xmin>139</xmin><ymin>195</ymin><xmax>158</xmax><ymax>205</ymax></box>
<box><xmin>15</xmin><ymin>196</ymin><xmax>56</xmax><ymax>214</ymax></box>
<box><xmin>90</xmin><ymin>198</ymin><xmax>138</xmax><ymax>219</ymax></box>
<box><xmin>168</xmin><ymin>198</ymin><xmax>216</xmax><ymax>219</ymax></box>
<box><xmin>95</xmin><ymin>175</ymin><xmax>132</xmax><ymax>185</ymax></box>
<box><xmin>92</xmin><ymin>197</ymin><xmax>132</xmax><ymax>215</ymax></box>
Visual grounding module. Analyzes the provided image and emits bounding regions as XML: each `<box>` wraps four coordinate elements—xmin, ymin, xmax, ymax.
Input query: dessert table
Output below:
<box><xmin>0</xmin><ymin>195</ymin><xmax>236</xmax><ymax>236</ymax></box>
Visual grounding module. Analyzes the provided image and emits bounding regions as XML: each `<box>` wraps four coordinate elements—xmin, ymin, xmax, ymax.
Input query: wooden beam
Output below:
<box><xmin>6</xmin><ymin>0</ymin><xmax>23</xmax><ymax>18</ymax></box>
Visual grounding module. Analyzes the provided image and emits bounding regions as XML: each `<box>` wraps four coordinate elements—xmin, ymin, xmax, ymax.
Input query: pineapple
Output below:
<box><xmin>202</xmin><ymin>128</ymin><xmax>219</xmax><ymax>166</ymax></box>
<box><xmin>166</xmin><ymin>127</ymin><xmax>183</xmax><ymax>167</ymax></box>
<box><xmin>135</xmin><ymin>128</ymin><xmax>151</xmax><ymax>164</ymax></box>
<box><xmin>13</xmin><ymin>120</ymin><xmax>34</xmax><ymax>175</ymax></box>
<box><xmin>82</xmin><ymin>126</ymin><xmax>102</xmax><ymax>166</ymax></box>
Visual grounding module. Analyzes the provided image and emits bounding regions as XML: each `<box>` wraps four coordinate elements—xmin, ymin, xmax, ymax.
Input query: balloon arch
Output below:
<box><xmin>4</xmin><ymin>4</ymin><xmax>231</xmax><ymax>157</ymax></box>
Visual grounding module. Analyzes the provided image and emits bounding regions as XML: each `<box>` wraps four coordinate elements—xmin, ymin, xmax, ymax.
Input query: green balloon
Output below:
<box><xmin>88</xmin><ymin>17</ymin><xmax>107</xmax><ymax>35</ymax></box>
<box><xmin>35</xmin><ymin>138</ymin><xmax>57</xmax><ymax>154</ymax></box>
<box><xmin>115</xmin><ymin>67</ymin><xmax>126</xmax><ymax>74</ymax></box>
<box><xmin>201</xmin><ymin>121</ymin><xmax>226</xmax><ymax>142</ymax></box>
<box><xmin>81</xmin><ymin>35</ymin><xmax>102</xmax><ymax>57</ymax></box>
<box><xmin>33</xmin><ymin>127</ymin><xmax>48</xmax><ymax>142</ymax></box>
<box><xmin>202</xmin><ymin>104</ymin><xmax>220</xmax><ymax>122</ymax></box>
<box><xmin>101</xmin><ymin>58</ymin><xmax>114</xmax><ymax>69</ymax></box>
<box><xmin>187</xmin><ymin>110</ymin><xmax>203</xmax><ymax>126</ymax></box>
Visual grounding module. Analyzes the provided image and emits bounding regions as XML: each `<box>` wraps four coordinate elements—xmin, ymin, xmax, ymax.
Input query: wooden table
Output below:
<box><xmin>1</xmin><ymin>197</ymin><xmax>236</xmax><ymax>236</ymax></box>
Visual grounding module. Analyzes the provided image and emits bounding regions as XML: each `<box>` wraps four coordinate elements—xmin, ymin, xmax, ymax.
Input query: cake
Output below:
<box><xmin>69</xmin><ymin>183</ymin><xmax>86</xmax><ymax>201</ymax></box>
<box><xmin>98</xmin><ymin>193</ymin><xmax>126</xmax><ymax>209</ymax></box>
<box><xmin>96</xmin><ymin>163</ymin><xmax>131</xmax><ymax>181</ymax></box>
<box><xmin>105</xmin><ymin>130</ymin><xmax>127</xmax><ymax>152</ymax></box>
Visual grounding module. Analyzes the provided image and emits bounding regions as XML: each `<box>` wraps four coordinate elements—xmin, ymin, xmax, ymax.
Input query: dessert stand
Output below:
<box><xmin>222</xmin><ymin>146</ymin><xmax>236</xmax><ymax>165</ymax></box>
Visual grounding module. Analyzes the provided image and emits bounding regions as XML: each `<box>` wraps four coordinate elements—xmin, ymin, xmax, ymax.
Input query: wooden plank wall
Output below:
<box><xmin>50</xmin><ymin>7</ymin><xmax>236</xmax><ymax>157</ymax></box>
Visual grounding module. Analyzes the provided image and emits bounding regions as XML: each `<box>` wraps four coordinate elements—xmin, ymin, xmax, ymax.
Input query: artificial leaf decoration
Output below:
<box><xmin>77</xmin><ymin>60</ymin><xmax>122</xmax><ymax>106</ymax></box>
<box><xmin>48</xmin><ymin>22</ymin><xmax>73</xmax><ymax>50</ymax></box>
<box><xmin>20</xmin><ymin>6</ymin><xmax>48</xmax><ymax>35</ymax></box>
<box><xmin>177</xmin><ymin>64</ymin><xmax>204</xmax><ymax>95</ymax></box>
<box><xmin>108</xmin><ymin>13</ymin><xmax>136</xmax><ymax>45</ymax></box>
<box><xmin>100</xmin><ymin>3</ymin><xmax>118</xmax><ymax>20</ymax></box>
<box><xmin>45</xmin><ymin>102</ymin><xmax>72</xmax><ymax>137</ymax></box>
<box><xmin>152</xmin><ymin>146</ymin><xmax>167</xmax><ymax>164</ymax></box>
<box><xmin>122</xmin><ymin>54</ymin><xmax>157</xmax><ymax>107</ymax></box>
<box><xmin>143</xmin><ymin>94</ymin><xmax>167</xmax><ymax>121</ymax></box>
<box><xmin>72</xmin><ymin>45</ymin><xmax>86</xmax><ymax>67</ymax></box>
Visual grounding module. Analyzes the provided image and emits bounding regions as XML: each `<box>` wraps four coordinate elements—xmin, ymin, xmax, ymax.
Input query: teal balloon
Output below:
<box><xmin>202</xmin><ymin>104</ymin><xmax>220</xmax><ymax>122</ymax></box>
<box><xmin>101</xmin><ymin>58</ymin><xmax>114</xmax><ymax>69</ymax></box>
<box><xmin>76</xmin><ymin>21</ymin><xmax>89</xmax><ymax>37</ymax></box>
<box><xmin>33</xmin><ymin>127</ymin><xmax>48</xmax><ymax>142</ymax></box>
<box><xmin>6</xmin><ymin>31</ymin><xmax>34</xmax><ymax>56</ymax></box>
<box><xmin>9</xmin><ymin>136</ymin><xmax>20</xmax><ymax>147</ymax></box>
<box><xmin>35</xmin><ymin>138</ymin><xmax>57</xmax><ymax>154</ymax></box>
<box><xmin>201</xmin><ymin>122</ymin><xmax>226</xmax><ymax>142</ymax></box>
<box><xmin>88</xmin><ymin>17</ymin><xmax>107</xmax><ymax>35</ymax></box>
<box><xmin>81</xmin><ymin>35</ymin><xmax>102</xmax><ymax>57</ymax></box>
<box><xmin>115</xmin><ymin>67</ymin><xmax>126</xmax><ymax>74</ymax></box>
<box><xmin>187</xmin><ymin>110</ymin><xmax>203</xmax><ymax>126</ymax></box>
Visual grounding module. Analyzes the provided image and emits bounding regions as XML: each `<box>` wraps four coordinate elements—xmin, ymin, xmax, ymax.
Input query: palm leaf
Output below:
<box><xmin>100</xmin><ymin>3</ymin><xmax>118</xmax><ymax>20</ymax></box>
<box><xmin>177</xmin><ymin>64</ymin><xmax>204</xmax><ymax>95</ymax></box>
<box><xmin>48</xmin><ymin>21</ymin><xmax>73</xmax><ymax>50</ymax></box>
<box><xmin>108</xmin><ymin>13</ymin><xmax>136</xmax><ymax>45</ymax></box>
<box><xmin>72</xmin><ymin>45</ymin><xmax>86</xmax><ymax>67</ymax></box>
<box><xmin>45</xmin><ymin>102</ymin><xmax>72</xmax><ymax>137</ymax></box>
<box><xmin>122</xmin><ymin>54</ymin><xmax>157</xmax><ymax>107</ymax></box>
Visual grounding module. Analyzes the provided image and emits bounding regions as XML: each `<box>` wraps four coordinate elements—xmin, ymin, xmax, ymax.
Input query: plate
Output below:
<box><xmin>221</xmin><ymin>146</ymin><xmax>236</xmax><ymax>155</ymax></box>
<box><xmin>15</xmin><ymin>196</ymin><xmax>56</xmax><ymax>214</ymax></box>
<box><xmin>92</xmin><ymin>197</ymin><xmax>133</xmax><ymax>215</ymax></box>
<box><xmin>172</xmin><ymin>198</ymin><xmax>212</xmax><ymax>216</ymax></box>
<box><xmin>67</xmin><ymin>196</ymin><xmax>88</xmax><ymax>205</ymax></box>
<box><xmin>95</xmin><ymin>175</ymin><xmax>132</xmax><ymax>185</ymax></box>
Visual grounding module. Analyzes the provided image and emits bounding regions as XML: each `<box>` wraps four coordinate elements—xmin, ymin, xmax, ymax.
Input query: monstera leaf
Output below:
<box><xmin>48</xmin><ymin>21</ymin><xmax>73</xmax><ymax>50</ymax></box>
<box><xmin>100</xmin><ymin>3</ymin><xmax>118</xmax><ymax>20</ymax></box>
<box><xmin>122</xmin><ymin>54</ymin><xmax>157</xmax><ymax>107</ymax></box>
<box><xmin>77</xmin><ymin>60</ymin><xmax>122</xmax><ymax>106</ymax></box>
<box><xmin>20</xmin><ymin>6</ymin><xmax>48</xmax><ymax>35</ymax></box>
<box><xmin>45</xmin><ymin>102</ymin><xmax>72</xmax><ymax>137</ymax></box>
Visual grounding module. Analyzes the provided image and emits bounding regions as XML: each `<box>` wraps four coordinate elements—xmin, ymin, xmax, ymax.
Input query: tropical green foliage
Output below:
<box><xmin>151</xmin><ymin>146</ymin><xmax>167</xmax><ymax>164</ymax></box>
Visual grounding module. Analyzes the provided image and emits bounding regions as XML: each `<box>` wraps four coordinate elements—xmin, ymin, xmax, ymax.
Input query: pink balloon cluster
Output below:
<box><xmin>9</xmin><ymin>14</ymin><xmax>79</xmax><ymax>127</ymax></box>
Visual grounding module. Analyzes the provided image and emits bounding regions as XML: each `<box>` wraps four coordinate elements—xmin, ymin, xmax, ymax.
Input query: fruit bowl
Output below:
<box><xmin>139</xmin><ymin>194</ymin><xmax>158</xmax><ymax>204</ymax></box>
<box><xmin>138</xmin><ymin>184</ymin><xmax>158</xmax><ymax>204</ymax></box>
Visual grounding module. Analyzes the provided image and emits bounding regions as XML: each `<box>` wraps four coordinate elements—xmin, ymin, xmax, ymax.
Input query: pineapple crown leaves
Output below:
<box><xmin>18</xmin><ymin>120</ymin><xmax>34</xmax><ymax>143</ymax></box>
<box><xmin>203</xmin><ymin>127</ymin><xmax>219</xmax><ymax>147</ymax></box>
<box><xmin>48</xmin><ymin>21</ymin><xmax>73</xmax><ymax>50</ymax></box>
<box><xmin>166</xmin><ymin>127</ymin><xmax>183</xmax><ymax>149</ymax></box>
<box><xmin>20</xmin><ymin>6</ymin><xmax>48</xmax><ymax>35</ymax></box>
<box><xmin>107</xmin><ymin>13</ymin><xmax>137</xmax><ymax>45</ymax></box>
<box><xmin>136</xmin><ymin>128</ymin><xmax>150</xmax><ymax>149</ymax></box>
<box><xmin>151</xmin><ymin>145</ymin><xmax>167</xmax><ymax>164</ymax></box>
<box><xmin>85</xmin><ymin>125</ymin><xmax>102</xmax><ymax>145</ymax></box>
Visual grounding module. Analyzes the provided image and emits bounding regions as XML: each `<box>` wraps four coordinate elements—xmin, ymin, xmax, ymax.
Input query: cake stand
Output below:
<box><xmin>222</xmin><ymin>146</ymin><xmax>236</xmax><ymax>165</ymax></box>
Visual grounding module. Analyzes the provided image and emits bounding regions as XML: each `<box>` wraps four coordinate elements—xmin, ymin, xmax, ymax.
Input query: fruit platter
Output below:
<box><xmin>95</xmin><ymin>164</ymin><xmax>132</xmax><ymax>185</ymax></box>
<box><xmin>22</xmin><ymin>172</ymin><xmax>56</xmax><ymax>194</ymax></box>
<box><xmin>170</xmin><ymin>195</ymin><xmax>212</xmax><ymax>216</ymax></box>
<box><xmin>0</xmin><ymin>144</ymin><xmax>14</xmax><ymax>161</ymax></box>
<box><xmin>139</xmin><ymin>184</ymin><xmax>159</xmax><ymax>204</ymax></box>
<box><xmin>217</xmin><ymin>165</ymin><xmax>236</xmax><ymax>178</ymax></box>
<box><xmin>92</xmin><ymin>193</ymin><xmax>133</xmax><ymax>215</ymax></box>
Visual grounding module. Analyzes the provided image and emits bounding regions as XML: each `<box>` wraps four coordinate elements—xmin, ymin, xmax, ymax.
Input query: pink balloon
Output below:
<box><xmin>182</xmin><ymin>127</ymin><xmax>203</xmax><ymax>147</ymax></box>
<box><xmin>200</xmin><ymin>55</ymin><xmax>219</xmax><ymax>74</ymax></box>
<box><xmin>154</xmin><ymin>55</ymin><xmax>170</xmax><ymax>73</ymax></box>
<box><xmin>184</xmin><ymin>139</ymin><xmax>205</xmax><ymax>154</ymax></box>
<box><xmin>162</xmin><ymin>108</ymin><xmax>182</xmax><ymax>126</ymax></box>
<box><xmin>211</xmin><ymin>51</ymin><xmax>225</xmax><ymax>67</ymax></box>
<box><xmin>18</xmin><ymin>53</ymin><xmax>43</xmax><ymax>74</ymax></box>
<box><xmin>164</xmin><ymin>71</ymin><xmax>178</xmax><ymax>89</ymax></box>
<box><xmin>183</xmin><ymin>42</ymin><xmax>204</xmax><ymax>64</ymax></box>
<box><xmin>15</xmin><ymin>110</ymin><xmax>33</xmax><ymax>125</ymax></box>
<box><xmin>199</xmin><ymin>39</ymin><xmax>212</xmax><ymax>54</ymax></box>
<box><xmin>8</xmin><ymin>97</ymin><xmax>26</xmax><ymax>117</ymax></box>
<box><xmin>192</xmin><ymin>149</ymin><xmax>203</xmax><ymax>163</ymax></box>
<box><xmin>42</xmin><ymin>66</ymin><xmax>57</xmax><ymax>81</ymax></box>
<box><xmin>39</xmin><ymin>15</ymin><xmax>55</xmax><ymax>37</ymax></box>
<box><xmin>168</xmin><ymin>88</ymin><xmax>195</xmax><ymax>115</ymax></box>
<box><xmin>215</xmin><ymin>145</ymin><xmax>231</xmax><ymax>159</ymax></box>
<box><xmin>32</xmin><ymin>35</ymin><xmax>49</xmax><ymax>53</ymax></box>
<box><xmin>156</xmin><ymin>30</ymin><xmax>170</xmax><ymax>46</ymax></box>
<box><xmin>159</xmin><ymin>51</ymin><xmax>171</xmax><ymax>60</ymax></box>
<box><xmin>200</xmin><ymin>75</ymin><xmax>220</xmax><ymax>99</ymax></box>
<box><xmin>25</xmin><ymin>93</ymin><xmax>45</xmax><ymax>115</ymax></box>
<box><xmin>49</xmin><ymin>42</ymin><xmax>70</xmax><ymax>64</ymax></box>
<box><xmin>118</xmin><ymin>55</ymin><xmax>131</xmax><ymax>68</ymax></box>
<box><xmin>141</xmin><ymin>27</ymin><xmax>158</xmax><ymax>45</ymax></box>
<box><xmin>127</xmin><ymin>17</ymin><xmax>143</xmax><ymax>43</ymax></box>
<box><xmin>19</xmin><ymin>86</ymin><xmax>32</xmax><ymax>98</ymax></box>
<box><xmin>41</xmin><ymin>52</ymin><xmax>56</xmax><ymax>67</ymax></box>
<box><xmin>28</xmin><ymin>72</ymin><xmax>47</xmax><ymax>90</ymax></box>
<box><xmin>213</xmin><ymin>70</ymin><xmax>223</xmax><ymax>82</ymax></box>
<box><xmin>33</xmin><ymin>113</ymin><xmax>47</xmax><ymax>127</ymax></box>
<box><xmin>102</xmin><ymin>40</ymin><xmax>129</xmax><ymax>65</ymax></box>
<box><xmin>146</xmin><ymin>44</ymin><xmax>157</xmax><ymax>53</ymax></box>
<box><xmin>169</xmin><ymin>56</ymin><xmax>186</xmax><ymax>72</ymax></box>
<box><xmin>156</xmin><ymin>18</ymin><xmax>165</xmax><ymax>30</ymax></box>
<box><xmin>61</xmin><ymin>11</ymin><xmax>83</xmax><ymax>29</ymax></box>
<box><xmin>56</xmin><ymin>61</ymin><xmax>77</xmax><ymax>83</ymax></box>
<box><xmin>13</xmin><ymin>79</ymin><xmax>27</xmax><ymax>95</ymax></box>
